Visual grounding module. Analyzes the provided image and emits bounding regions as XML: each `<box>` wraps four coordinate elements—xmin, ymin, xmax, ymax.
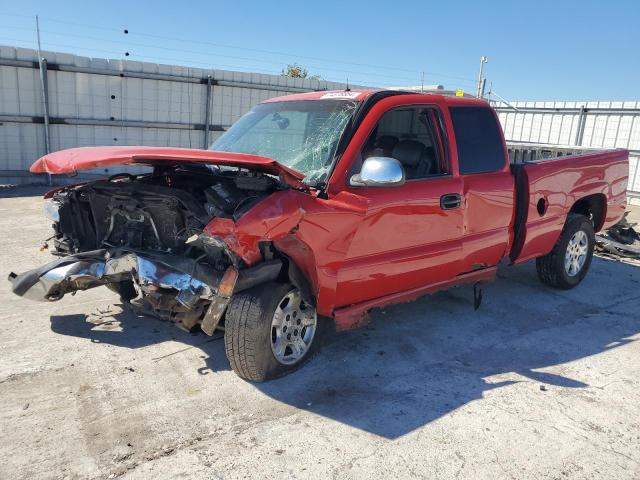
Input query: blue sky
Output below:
<box><xmin>2</xmin><ymin>0</ymin><xmax>639</xmax><ymax>100</ymax></box>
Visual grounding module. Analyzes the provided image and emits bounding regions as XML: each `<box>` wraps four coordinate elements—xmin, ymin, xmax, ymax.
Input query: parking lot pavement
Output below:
<box><xmin>1</xmin><ymin>187</ymin><xmax>639</xmax><ymax>480</ymax></box>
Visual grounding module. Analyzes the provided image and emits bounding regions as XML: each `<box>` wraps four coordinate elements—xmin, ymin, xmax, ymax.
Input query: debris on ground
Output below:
<box><xmin>595</xmin><ymin>212</ymin><xmax>640</xmax><ymax>259</ymax></box>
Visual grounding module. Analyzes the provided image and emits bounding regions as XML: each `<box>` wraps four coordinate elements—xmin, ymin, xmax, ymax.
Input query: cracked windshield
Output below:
<box><xmin>210</xmin><ymin>99</ymin><xmax>359</xmax><ymax>185</ymax></box>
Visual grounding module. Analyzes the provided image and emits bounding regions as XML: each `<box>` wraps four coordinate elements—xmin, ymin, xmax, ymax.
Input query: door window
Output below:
<box><xmin>359</xmin><ymin>106</ymin><xmax>448</xmax><ymax>180</ymax></box>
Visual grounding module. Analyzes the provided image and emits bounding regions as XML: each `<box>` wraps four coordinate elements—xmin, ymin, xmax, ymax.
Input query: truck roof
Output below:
<box><xmin>263</xmin><ymin>89</ymin><xmax>490</xmax><ymax>107</ymax></box>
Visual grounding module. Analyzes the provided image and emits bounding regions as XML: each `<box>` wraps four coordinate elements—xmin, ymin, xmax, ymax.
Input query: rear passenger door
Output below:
<box><xmin>448</xmin><ymin>106</ymin><xmax>515</xmax><ymax>272</ymax></box>
<box><xmin>335</xmin><ymin>104</ymin><xmax>464</xmax><ymax>307</ymax></box>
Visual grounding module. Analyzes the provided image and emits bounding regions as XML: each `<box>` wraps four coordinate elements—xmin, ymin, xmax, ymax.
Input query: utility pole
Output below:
<box><xmin>35</xmin><ymin>15</ymin><xmax>52</xmax><ymax>185</ymax></box>
<box><xmin>476</xmin><ymin>56</ymin><xmax>488</xmax><ymax>98</ymax></box>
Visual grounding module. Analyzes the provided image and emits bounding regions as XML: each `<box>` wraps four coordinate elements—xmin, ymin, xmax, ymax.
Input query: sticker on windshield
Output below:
<box><xmin>320</xmin><ymin>91</ymin><xmax>362</xmax><ymax>100</ymax></box>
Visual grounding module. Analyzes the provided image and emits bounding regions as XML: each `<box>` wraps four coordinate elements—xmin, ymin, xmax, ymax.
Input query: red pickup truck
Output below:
<box><xmin>9</xmin><ymin>90</ymin><xmax>629</xmax><ymax>381</ymax></box>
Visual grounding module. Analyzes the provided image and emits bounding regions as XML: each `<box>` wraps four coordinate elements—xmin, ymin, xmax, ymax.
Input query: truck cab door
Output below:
<box><xmin>333</xmin><ymin>102</ymin><xmax>464</xmax><ymax>307</ymax></box>
<box><xmin>448</xmin><ymin>106</ymin><xmax>515</xmax><ymax>272</ymax></box>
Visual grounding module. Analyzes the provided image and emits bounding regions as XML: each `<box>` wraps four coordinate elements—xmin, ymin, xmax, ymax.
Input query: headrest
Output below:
<box><xmin>375</xmin><ymin>135</ymin><xmax>399</xmax><ymax>152</ymax></box>
<box><xmin>392</xmin><ymin>140</ymin><xmax>426</xmax><ymax>167</ymax></box>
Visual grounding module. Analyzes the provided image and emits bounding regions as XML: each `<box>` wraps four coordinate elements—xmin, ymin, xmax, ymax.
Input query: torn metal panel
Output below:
<box><xmin>8</xmin><ymin>251</ymin><xmax>221</xmax><ymax>303</ymax></box>
<box><xmin>201</xmin><ymin>296</ymin><xmax>231</xmax><ymax>336</ymax></box>
<box><xmin>201</xmin><ymin>267</ymin><xmax>238</xmax><ymax>336</ymax></box>
<box><xmin>203</xmin><ymin>190</ymin><xmax>307</xmax><ymax>266</ymax></box>
<box><xmin>203</xmin><ymin>188</ymin><xmax>369</xmax><ymax>317</ymax></box>
<box><xmin>595</xmin><ymin>212</ymin><xmax>640</xmax><ymax>258</ymax></box>
<box><xmin>596</xmin><ymin>235</ymin><xmax>640</xmax><ymax>257</ymax></box>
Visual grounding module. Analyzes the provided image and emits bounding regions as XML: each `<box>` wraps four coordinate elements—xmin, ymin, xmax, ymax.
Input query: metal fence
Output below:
<box><xmin>0</xmin><ymin>46</ymin><xmax>352</xmax><ymax>184</ymax></box>
<box><xmin>492</xmin><ymin>100</ymin><xmax>640</xmax><ymax>204</ymax></box>
<box><xmin>2</xmin><ymin>45</ymin><xmax>638</xmax><ymax>203</ymax></box>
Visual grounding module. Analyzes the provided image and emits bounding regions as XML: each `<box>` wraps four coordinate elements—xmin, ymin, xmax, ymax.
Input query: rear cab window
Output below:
<box><xmin>449</xmin><ymin>106</ymin><xmax>506</xmax><ymax>174</ymax></box>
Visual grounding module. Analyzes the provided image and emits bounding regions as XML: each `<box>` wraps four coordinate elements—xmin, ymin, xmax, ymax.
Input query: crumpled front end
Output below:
<box><xmin>9</xmin><ymin>250</ymin><xmax>216</xmax><ymax>302</ymax></box>
<box><xmin>9</xmin><ymin>158</ymin><xmax>297</xmax><ymax>333</ymax></box>
<box><xmin>8</xmin><ymin>249</ymin><xmax>281</xmax><ymax>334</ymax></box>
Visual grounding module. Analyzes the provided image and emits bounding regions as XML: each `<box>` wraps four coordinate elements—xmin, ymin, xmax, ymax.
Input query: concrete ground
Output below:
<box><xmin>1</xmin><ymin>186</ymin><xmax>639</xmax><ymax>480</ymax></box>
<box><xmin>626</xmin><ymin>204</ymin><xmax>640</xmax><ymax>225</ymax></box>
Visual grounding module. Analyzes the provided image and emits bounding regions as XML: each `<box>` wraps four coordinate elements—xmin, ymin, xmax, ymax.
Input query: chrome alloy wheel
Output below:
<box><xmin>270</xmin><ymin>289</ymin><xmax>317</xmax><ymax>365</ymax></box>
<box><xmin>564</xmin><ymin>230</ymin><xmax>589</xmax><ymax>277</ymax></box>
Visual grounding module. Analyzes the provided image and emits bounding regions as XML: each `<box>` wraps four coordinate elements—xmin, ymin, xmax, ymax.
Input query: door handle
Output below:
<box><xmin>440</xmin><ymin>193</ymin><xmax>462</xmax><ymax>210</ymax></box>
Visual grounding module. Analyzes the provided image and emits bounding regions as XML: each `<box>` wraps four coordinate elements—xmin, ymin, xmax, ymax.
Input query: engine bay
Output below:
<box><xmin>49</xmin><ymin>165</ymin><xmax>282</xmax><ymax>261</ymax></box>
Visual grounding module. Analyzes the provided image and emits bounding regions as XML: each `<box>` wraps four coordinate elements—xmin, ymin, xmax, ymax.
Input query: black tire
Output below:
<box><xmin>536</xmin><ymin>213</ymin><xmax>595</xmax><ymax>289</ymax></box>
<box><xmin>224</xmin><ymin>282</ymin><xmax>323</xmax><ymax>382</ymax></box>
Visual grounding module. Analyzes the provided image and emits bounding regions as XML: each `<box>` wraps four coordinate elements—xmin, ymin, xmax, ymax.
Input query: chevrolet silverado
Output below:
<box><xmin>8</xmin><ymin>90</ymin><xmax>629</xmax><ymax>381</ymax></box>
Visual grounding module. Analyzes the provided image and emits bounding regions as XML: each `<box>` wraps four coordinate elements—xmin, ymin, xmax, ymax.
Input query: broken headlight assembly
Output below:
<box><xmin>43</xmin><ymin>198</ymin><xmax>61</xmax><ymax>222</ymax></box>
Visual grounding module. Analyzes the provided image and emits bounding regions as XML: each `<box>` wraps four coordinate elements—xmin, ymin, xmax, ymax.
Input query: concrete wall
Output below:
<box><xmin>0</xmin><ymin>46</ymin><xmax>352</xmax><ymax>184</ymax></box>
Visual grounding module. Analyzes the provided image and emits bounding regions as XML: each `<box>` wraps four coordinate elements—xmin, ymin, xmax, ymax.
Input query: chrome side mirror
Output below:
<box><xmin>350</xmin><ymin>157</ymin><xmax>405</xmax><ymax>187</ymax></box>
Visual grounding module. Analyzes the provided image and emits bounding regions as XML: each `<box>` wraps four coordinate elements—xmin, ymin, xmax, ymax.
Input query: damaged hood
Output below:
<box><xmin>30</xmin><ymin>146</ymin><xmax>307</xmax><ymax>188</ymax></box>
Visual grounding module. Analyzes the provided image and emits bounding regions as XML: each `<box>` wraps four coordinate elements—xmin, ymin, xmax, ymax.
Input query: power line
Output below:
<box><xmin>0</xmin><ymin>36</ymin><xmax>394</xmax><ymax>87</ymax></box>
<box><xmin>35</xmin><ymin>29</ymin><xmax>445</xmax><ymax>84</ymax></box>
<box><xmin>2</xmin><ymin>12</ymin><xmax>478</xmax><ymax>83</ymax></box>
<box><xmin>1</xmin><ymin>15</ymin><xmax>480</xmax><ymax>90</ymax></box>
<box><xmin>1</xmin><ymin>24</ymin><xmax>472</xmax><ymax>87</ymax></box>
<box><xmin>2</xmin><ymin>35</ymin><xmax>478</xmax><ymax>90</ymax></box>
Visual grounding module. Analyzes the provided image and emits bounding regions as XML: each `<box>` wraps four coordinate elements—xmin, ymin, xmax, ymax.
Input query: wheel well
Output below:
<box><xmin>280</xmin><ymin>255</ymin><xmax>316</xmax><ymax>308</ymax></box>
<box><xmin>569</xmin><ymin>194</ymin><xmax>606</xmax><ymax>231</ymax></box>
<box><xmin>261</xmin><ymin>240</ymin><xmax>314</xmax><ymax>307</ymax></box>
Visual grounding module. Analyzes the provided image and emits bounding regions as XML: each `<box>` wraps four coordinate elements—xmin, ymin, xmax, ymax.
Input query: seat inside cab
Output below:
<box><xmin>360</xmin><ymin>106</ymin><xmax>447</xmax><ymax>179</ymax></box>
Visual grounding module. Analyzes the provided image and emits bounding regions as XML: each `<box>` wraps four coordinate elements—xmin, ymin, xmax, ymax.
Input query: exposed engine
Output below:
<box><xmin>49</xmin><ymin>166</ymin><xmax>277</xmax><ymax>257</ymax></box>
<box><xmin>30</xmin><ymin>165</ymin><xmax>284</xmax><ymax>331</ymax></box>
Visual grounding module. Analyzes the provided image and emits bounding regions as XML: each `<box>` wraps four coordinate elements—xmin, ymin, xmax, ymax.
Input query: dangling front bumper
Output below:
<box><xmin>8</xmin><ymin>250</ymin><xmax>221</xmax><ymax>303</ymax></box>
<box><xmin>8</xmin><ymin>249</ymin><xmax>282</xmax><ymax>334</ymax></box>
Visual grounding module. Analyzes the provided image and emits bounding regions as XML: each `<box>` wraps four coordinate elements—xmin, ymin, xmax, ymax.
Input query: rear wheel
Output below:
<box><xmin>536</xmin><ymin>214</ymin><xmax>595</xmax><ymax>289</ymax></box>
<box><xmin>224</xmin><ymin>282</ymin><xmax>321</xmax><ymax>381</ymax></box>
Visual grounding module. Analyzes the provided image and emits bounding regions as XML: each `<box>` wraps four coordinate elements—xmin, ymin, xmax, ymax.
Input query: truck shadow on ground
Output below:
<box><xmin>49</xmin><ymin>257</ymin><xmax>640</xmax><ymax>439</ymax></box>
<box><xmin>49</xmin><ymin>308</ymin><xmax>231</xmax><ymax>373</ymax></box>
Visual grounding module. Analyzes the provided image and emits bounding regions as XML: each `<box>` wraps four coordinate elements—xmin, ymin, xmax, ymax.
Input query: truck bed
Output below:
<box><xmin>509</xmin><ymin>145</ymin><xmax>629</xmax><ymax>264</ymax></box>
<box><xmin>506</xmin><ymin>141</ymin><xmax>616</xmax><ymax>164</ymax></box>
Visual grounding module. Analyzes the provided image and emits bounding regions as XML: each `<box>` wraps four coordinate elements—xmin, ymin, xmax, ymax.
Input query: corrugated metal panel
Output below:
<box><xmin>0</xmin><ymin>45</ymin><xmax>356</xmax><ymax>183</ymax></box>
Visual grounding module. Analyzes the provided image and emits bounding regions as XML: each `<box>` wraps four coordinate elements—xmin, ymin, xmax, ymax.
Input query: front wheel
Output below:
<box><xmin>536</xmin><ymin>213</ymin><xmax>595</xmax><ymax>289</ymax></box>
<box><xmin>224</xmin><ymin>282</ymin><xmax>321</xmax><ymax>381</ymax></box>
